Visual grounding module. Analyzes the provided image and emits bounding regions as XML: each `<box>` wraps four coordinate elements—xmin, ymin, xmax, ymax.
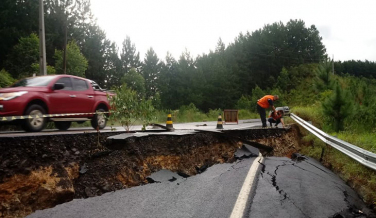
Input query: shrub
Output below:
<box><xmin>0</xmin><ymin>69</ymin><xmax>14</xmax><ymax>88</ymax></box>
<box><xmin>109</xmin><ymin>85</ymin><xmax>154</xmax><ymax>131</ymax></box>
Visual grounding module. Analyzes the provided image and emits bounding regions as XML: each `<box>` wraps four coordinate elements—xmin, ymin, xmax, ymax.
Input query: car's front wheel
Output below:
<box><xmin>54</xmin><ymin>121</ymin><xmax>71</xmax><ymax>131</ymax></box>
<box><xmin>22</xmin><ymin>104</ymin><xmax>47</xmax><ymax>132</ymax></box>
<box><xmin>91</xmin><ymin>108</ymin><xmax>107</xmax><ymax>130</ymax></box>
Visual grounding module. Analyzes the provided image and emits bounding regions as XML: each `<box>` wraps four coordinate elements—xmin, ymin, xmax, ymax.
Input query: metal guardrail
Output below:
<box><xmin>290</xmin><ymin>113</ymin><xmax>376</xmax><ymax>170</ymax></box>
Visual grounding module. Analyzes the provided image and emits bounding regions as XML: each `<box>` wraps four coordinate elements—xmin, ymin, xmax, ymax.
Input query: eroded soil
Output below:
<box><xmin>0</xmin><ymin>126</ymin><xmax>301</xmax><ymax>218</ymax></box>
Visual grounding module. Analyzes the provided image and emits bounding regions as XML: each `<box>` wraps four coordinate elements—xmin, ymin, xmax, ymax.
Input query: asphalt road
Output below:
<box><xmin>5</xmin><ymin>119</ymin><xmax>375</xmax><ymax>217</ymax></box>
<box><xmin>26</xmin><ymin>147</ymin><xmax>375</xmax><ymax>218</ymax></box>
<box><xmin>0</xmin><ymin>119</ymin><xmax>261</xmax><ymax>137</ymax></box>
<box><xmin>27</xmin><ymin>156</ymin><xmax>260</xmax><ymax>218</ymax></box>
<box><xmin>248</xmin><ymin>156</ymin><xmax>373</xmax><ymax>218</ymax></box>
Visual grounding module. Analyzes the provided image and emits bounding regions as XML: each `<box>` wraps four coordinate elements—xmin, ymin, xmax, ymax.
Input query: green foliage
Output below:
<box><xmin>120</xmin><ymin>36</ymin><xmax>141</xmax><ymax>74</ymax></box>
<box><xmin>31</xmin><ymin>63</ymin><xmax>56</xmax><ymax>75</ymax></box>
<box><xmin>300</xmin><ymin>134</ymin><xmax>326</xmax><ymax>160</ymax></box>
<box><xmin>175</xmin><ymin>103</ymin><xmax>208</xmax><ymax>123</ymax></box>
<box><xmin>5</xmin><ymin>33</ymin><xmax>40</xmax><ymax>79</ymax></box>
<box><xmin>289</xmin><ymin>106</ymin><xmax>325</xmax><ymax>129</ymax></box>
<box><xmin>313</xmin><ymin>59</ymin><xmax>334</xmax><ymax>92</ymax></box>
<box><xmin>109</xmin><ymin>85</ymin><xmax>155</xmax><ymax>131</ymax></box>
<box><xmin>238</xmin><ymin>109</ymin><xmax>259</xmax><ymax>119</ymax></box>
<box><xmin>266</xmin><ymin>87</ymin><xmax>287</xmax><ymax>106</ymax></box>
<box><xmin>275</xmin><ymin>68</ymin><xmax>290</xmax><ymax>91</ymax></box>
<box><xmin>230</xmin><ymin>19</ymin><xmax>326</xmax><ymax>91</ymax></box>
<box><xmin>54</xmin><ymin>40</ymin><xmax>88</xmax><ymax>77</ymax></box>
<box><xmin>142</xmin><ymin>47</ymin><xmax>161</xmax><ymax>99</ymax></box>
<box><xmin>121</xmin><ymin>68</ymin><xmax>146</xmax><ymax>96</ymax></box>
<box><xmin>334</xmin><ymin>60</ymin><xmax>376</xmax><ymax>78</ymax></box>
<box><xmin>0</xmin><ymin>0</ymin><xmax>39</xmax><ymax>71</ymax></box>
<box><xmin>250</xmin><ymin>86</ymin><xmax>265</xmax><ymax>112</ymax></box>
<box><xmin>103</xmin><ymin>42</ymin><xmax>122</xmax><ymax>88</ymax></box>
<box><xmin>206</xmin><ymin>109</ymin><xmax>223</xmax><ymax>121</ymax></box>
<box><xmin>235</xmin><ymin>95</ymin><xmax>252</xmax><ymax>110</ymax></box>
<box><xmin>81</xmin><ymin>25</ymin><xmax>108</xmax><ymax>87</ymax></box>
<box><xmin>0</xmin><ymin>69</ymin><xmax>15</xmax><ymax>88</ymax></box>
<box><xmin>322</xmin><ymin>83</ymin><xmax>353</xmax><ymax>132</ymax></box>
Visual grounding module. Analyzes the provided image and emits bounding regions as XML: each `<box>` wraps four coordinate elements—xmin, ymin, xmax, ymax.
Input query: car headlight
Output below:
<box><xmin>0</xmin><ymin>91</ymin><xmax>28</xmax><ymax>101</ymax></box>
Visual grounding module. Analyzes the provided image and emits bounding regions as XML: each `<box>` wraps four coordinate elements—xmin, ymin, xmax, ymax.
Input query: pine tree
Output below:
<box><xmin>322</xmin><ymin>83</ymin><xmax>353</xmax><ymax>132</ymax></box>
<box><xmin>314</xmin><ymin>58</ymin><xmax>333</xmax><ymax>92</ymax></box>
<box><xmin>141</xmin><ymin>48</ymin><xmax>161</xmax><ymax>100</ymax></box>
<box><xmin>120</xmin><ymin>36</ymin><xmax>141</xmax><ymax>75</ymax></box>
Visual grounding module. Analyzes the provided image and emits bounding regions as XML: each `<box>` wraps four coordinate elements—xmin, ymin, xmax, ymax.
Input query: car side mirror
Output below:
<box><xmin>53</xmin><ymin>83</ymin><xmax>65</xmax><ymax>90</ymax></box>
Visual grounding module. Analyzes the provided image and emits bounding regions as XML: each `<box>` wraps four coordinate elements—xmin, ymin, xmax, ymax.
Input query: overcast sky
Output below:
<box><xmin>90</xmin><ymin>0</ymin><xmax>376</xmax><ymax>62</ymax></box>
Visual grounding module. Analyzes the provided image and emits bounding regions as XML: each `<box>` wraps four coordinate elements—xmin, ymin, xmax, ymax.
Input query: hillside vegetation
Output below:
<box><xmin>1</xmin><ymin>0</ymin><xmax>376</xmax><ymax>209</ymax></box>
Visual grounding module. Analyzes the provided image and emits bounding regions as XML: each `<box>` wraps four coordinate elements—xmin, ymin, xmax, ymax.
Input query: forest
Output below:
<box><xmin>2</xmin><ymin>0</ymin><xmax>376</xmax><ymax>207</ymax></box>
<box><xmin>1</xmin><ymin>0</ymin><xmax>376</xmax><ymax>112</ymax></box>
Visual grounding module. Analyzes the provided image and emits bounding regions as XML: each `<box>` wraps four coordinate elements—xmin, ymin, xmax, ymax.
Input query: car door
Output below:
<box><xmin>71</xmin><ymin>78</ymin><xmax>95</xmax><ymax>113</ymax></box>
<box><xmin>48</xmin><ymin>77</ymin><xmax>77</xmax><ymax>114</ymax></box>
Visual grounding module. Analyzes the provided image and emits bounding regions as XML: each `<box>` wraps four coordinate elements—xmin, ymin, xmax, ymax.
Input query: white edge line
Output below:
<box><xmin>230</xmin><ymin>153</ymin><xmax>264</xmax><ymax>218</ymax></box>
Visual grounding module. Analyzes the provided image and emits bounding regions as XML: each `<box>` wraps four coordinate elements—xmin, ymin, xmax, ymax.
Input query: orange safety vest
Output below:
<box><xmin>257</xmin><ymin>95</ymin><xmax>275</xmax><ymax>109</ymax></box>
<box><xmin>269</xmin><ymin>111</ymin><xmax>282</xmax><ymax>120</ymax></box>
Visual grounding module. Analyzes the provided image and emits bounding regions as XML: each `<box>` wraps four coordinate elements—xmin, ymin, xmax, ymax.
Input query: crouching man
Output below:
<box><xmin>268</xmin><ymin>110</ymin><xmax>285</xmax><ymax>128</ymax></box>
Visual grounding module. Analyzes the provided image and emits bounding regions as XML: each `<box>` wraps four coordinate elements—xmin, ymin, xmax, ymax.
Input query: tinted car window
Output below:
<box><xmin>55</xmin><ymin>77</ymin><xmax>73</xmax><ymax>90</ymax></box>
<box><xmin>11</xmin><ymin>76</ymin><xmax>56</xmax><ymax>87</ymax></box>
<box><xmin>73</xmin><ymin>78</ymin><xmax>88</xmax><ymax>91</ymax></box>
<box><xmin>90</xmin><ymin>80</ymin><xmax>102</xmax><ymax>91</ymax></box>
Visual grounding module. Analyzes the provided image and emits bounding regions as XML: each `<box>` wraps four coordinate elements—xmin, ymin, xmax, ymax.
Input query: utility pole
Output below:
<box><xmin>63</xmin><ymin>1</ymin><xmax>76</xmax><ymax>74</ymax></box>
<box><xmin>63</xmin><ymin>17</ymin><xmax>67</xmax><ymax>74</ymax></box>
<box><xmin>39</xmin><ymin>0</ymin><xmax>47</xmax><ymax>75</ymax></box>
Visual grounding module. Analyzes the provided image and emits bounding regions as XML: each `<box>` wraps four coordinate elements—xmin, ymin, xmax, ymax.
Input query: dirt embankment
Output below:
<box><xmin>0</xmin><ymin>126</ymin><xmax>301</xmax><ymax>218</ymax></box>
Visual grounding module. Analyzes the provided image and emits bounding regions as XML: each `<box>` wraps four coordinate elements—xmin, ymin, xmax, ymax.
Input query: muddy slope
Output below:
<box><xmin>0</xmin><ymin>127</ymin><xmax>299</xmax><ymax>218</ymax></box>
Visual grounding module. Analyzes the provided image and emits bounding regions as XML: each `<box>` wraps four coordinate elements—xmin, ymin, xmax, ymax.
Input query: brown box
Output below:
<box><xmin>224</xmin><ymin>109</ymin><xmax>238</xmax><ymax>124</ymax></box>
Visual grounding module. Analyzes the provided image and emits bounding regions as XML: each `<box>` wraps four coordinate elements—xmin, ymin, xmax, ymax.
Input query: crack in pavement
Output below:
<box><xmin>329</xmin><ymin>189</ymin><xmax>367</xmax><ymax>218</ymax></box>
<box><xmin>261</xmin><ymin>160</ymin><xmax>313</xmax><ymax>218</ymax></box>
<box><xmin>304</xmin><ymin>160</ymin><xmax>331</xmax><ymax>174</ymax></box>
<box><xmin>258</xmin><ymin>159</ymin><xmax>266</xmax><ymax>178</ymax></box>
<box><xmin>290</xmin><ymin>163</ymin><xmax>345</xmax><ymax>188</ymax></box>
<box><xmin>291</xmin><ymin>163</ymin><xmax>327</xmax><ymax>180</ymax></box>
<box><xmin>216</xmin><ymin>159</ymin><xmax>249</xmax><ymax>179</ymax></box>
<box><xmin>274</xmin><ymin>161</ymin><xmax>288</xmax><ymax>175</ymax></box>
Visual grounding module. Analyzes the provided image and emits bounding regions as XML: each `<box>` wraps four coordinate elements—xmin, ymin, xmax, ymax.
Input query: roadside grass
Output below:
<box><xmin>335</xmin><ymin>132</ymin><xmax>376</xmax><ymax>153</ymax></box>
<box><xmin>238</xmin><ymin>109</ymin><xmax>259</xmax><ymax>119</ymax></box>
<box><xmin>291</xmin><ymin>106</ymin><xmax>376</xmax><ymax>208</ymax></box>
<box><xmin>288</xmin><ymin>105</ymin><xmax>325</xmax><ymax>129</ymax></box>
<box><xmin>158</xmin><ymin>109</ymin><xmax>258</xmax><ymax>124</ymax></box>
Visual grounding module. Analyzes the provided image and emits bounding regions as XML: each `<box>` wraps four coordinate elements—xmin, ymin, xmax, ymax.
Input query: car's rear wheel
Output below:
<box><xmin>91</xmin><ymin>108</ymin><xmax>107</xmax><ymax>130</ymax></box>
<box><xmin>54</xmin><ymin>121</ymin><xmax>71</xmax><ymax>131</ymax></box>
<box><xmin>22</xmin><ymin>105</ymin><xmax>47</xmax><ymax>132</ymax></box>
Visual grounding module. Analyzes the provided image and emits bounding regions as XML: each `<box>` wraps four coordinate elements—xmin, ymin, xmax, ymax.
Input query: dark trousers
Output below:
<box><xmin>257</xmin><ymin>103</ymin><xmax>267</xmax><ymax>127</ymax></box>
<box><xmin>268</xmin><ymin>117</ymin><xmax>281</xmax><ymax>126</ymax></box>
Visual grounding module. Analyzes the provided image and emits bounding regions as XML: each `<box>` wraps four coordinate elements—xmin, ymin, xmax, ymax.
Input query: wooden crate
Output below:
<box><xmin>224</xmin><ymin>109</ymin><xmax>238</xmax><ymax>124</ymax></box>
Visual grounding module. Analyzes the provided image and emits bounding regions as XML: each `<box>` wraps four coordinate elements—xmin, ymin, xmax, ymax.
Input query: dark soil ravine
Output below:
<box><xmin>0</xmin><ymin>127</ymin><xmax>299</xmax><ymax>218</ymax></box>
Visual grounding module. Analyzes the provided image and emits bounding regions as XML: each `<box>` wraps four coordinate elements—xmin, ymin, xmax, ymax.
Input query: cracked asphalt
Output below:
<box><xmin>27</xmin><ymin>157</ymin><xmax>258</xmax><ymax>218</ymax></box>
<box><xmin>27</xmin><ymin>150</ymin><xmax>375</xmax><ymax>218</ymax></box>
<box><xmin>248</xmin><ymin>156</ymin><xmax>375</xmax><ymax>218</ymax></box>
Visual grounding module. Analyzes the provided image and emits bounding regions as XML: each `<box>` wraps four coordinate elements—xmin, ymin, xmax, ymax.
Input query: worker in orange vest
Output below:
<box><xmin>268</xmin><ymin>110</ymin><xmax>285</xmax><ymax>128</ymax></box>
<box><xmin>256</xmin><ymin>95</ymin><xmax>279</xmax><ymax>128</ymax></box>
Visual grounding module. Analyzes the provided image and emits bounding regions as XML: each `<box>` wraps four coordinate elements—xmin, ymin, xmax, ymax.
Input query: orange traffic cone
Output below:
<box><xmin>216</xmin><ymin>114</ymin><xmax>223</xmax><ymax>129</ymax></box>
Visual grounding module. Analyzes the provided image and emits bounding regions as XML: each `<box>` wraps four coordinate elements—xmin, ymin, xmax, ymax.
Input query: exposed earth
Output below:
<box><xmin>0</xmin><ymin>125</ymin><xmax>306</xmax><ymax>218</ymax></box>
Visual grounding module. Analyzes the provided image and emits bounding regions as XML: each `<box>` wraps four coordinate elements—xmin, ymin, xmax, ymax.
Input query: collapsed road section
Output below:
<box><xmin>0</xmin><ymin>126</ymin><xmax>299</xmax><ymax>218</ymax></box>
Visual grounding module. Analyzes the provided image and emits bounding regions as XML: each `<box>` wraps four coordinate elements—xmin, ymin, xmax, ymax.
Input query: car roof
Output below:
<box><xmin>24</xmin><ymin>74</ymin><xmax>91</xmax><ymax>82</ymax></box>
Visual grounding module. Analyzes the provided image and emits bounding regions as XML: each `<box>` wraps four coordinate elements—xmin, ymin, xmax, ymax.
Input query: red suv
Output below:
<box><xmin>0</xmin><ymin>75</ymin><xmax>112</xmax><ymax>132</ymax></box>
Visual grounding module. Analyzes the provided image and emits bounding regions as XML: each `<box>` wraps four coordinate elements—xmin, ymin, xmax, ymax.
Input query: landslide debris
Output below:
<box><xmin>0</xmin><ymin>126</ymin><xmax>298</xmax><ymax>218</ymax></box>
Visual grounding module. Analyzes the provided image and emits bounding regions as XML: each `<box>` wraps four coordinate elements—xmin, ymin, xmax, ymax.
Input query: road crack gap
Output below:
<box><xmin>264</xmin><ymin>162</ymin><xmax>313</xmax><ymax>218</ymax></box>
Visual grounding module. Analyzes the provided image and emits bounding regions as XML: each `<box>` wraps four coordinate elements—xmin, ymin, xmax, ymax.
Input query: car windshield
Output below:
<box><xmin>11</xmin><ymin>76</ymin><xmax>56</xmax><ymax>87</ymax></box>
